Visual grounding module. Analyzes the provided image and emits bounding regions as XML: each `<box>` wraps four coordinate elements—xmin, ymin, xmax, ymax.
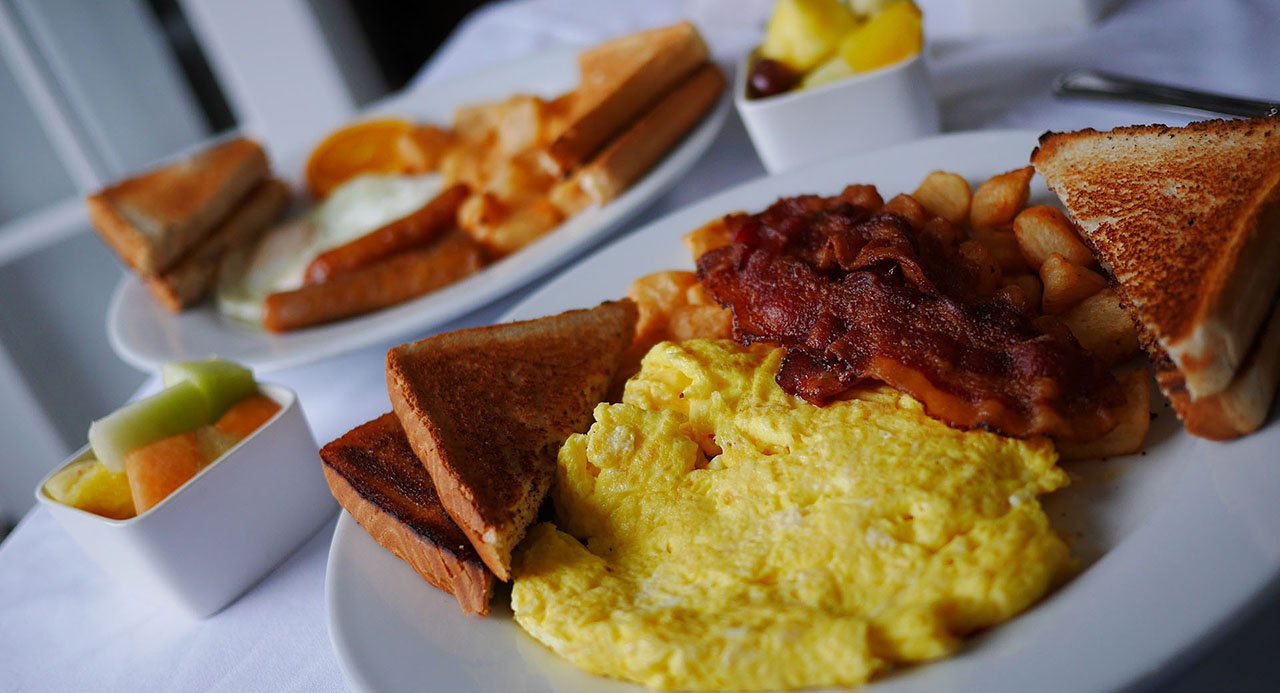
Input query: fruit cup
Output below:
<box><xmin>34</xmin><ymin>383</ymin><xmax>335</xmax><ymax>618</ymax></box>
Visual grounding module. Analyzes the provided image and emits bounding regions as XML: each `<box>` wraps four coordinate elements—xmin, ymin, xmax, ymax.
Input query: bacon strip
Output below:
<box><xmin>697</xmin><ymin>187</ymin><xmax>1123</xmax><ymax>441</ymax></box>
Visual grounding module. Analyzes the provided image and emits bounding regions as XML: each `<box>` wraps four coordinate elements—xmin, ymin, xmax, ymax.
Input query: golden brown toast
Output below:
<box><xmin>321</xmin><ymin>413</ymin><xmax>495</xmax><ymax>615</ymax></box>
<box><xmin>143</xmin><ymin>178</ymin><xmax>290</xmax><ymax>312</ymax></box>
<box><xmin>1156</xmin><ymin>293</ymin><xmax>1280</xmax><ymax>440</ymax></box>
<box><xmin>386</xmin><ymin>300</ymin><xmax>638</xmax><ymax>580</ymax></box>
<box><xmin>540</xmin><ymin>22</ymin><xmax>708</xmax><ymax>176</ymax></box>
<box><xmin>87</xmin><ymin>138</ymin><xmax>268</xmax><ymax>274</ymax></box>
<box><xmin>1032</xmin><ymin>118</ymin><xmax>1280</xmax><ymax>408</ymax></box>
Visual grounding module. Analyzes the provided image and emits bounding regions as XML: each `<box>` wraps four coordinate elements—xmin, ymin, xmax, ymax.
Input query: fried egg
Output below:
<box><xmin>217</xmin><ymin>173</ymin><xmax>441</xmax><ymax>323</ymax></box>
<box><xmin>512</xmin><ymin>339</ymin><xmax>1073</xmax><ymax>691</ymax></box>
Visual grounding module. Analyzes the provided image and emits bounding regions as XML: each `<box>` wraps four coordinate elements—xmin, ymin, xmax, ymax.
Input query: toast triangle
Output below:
<box><xmin>1032</xmin><ymin>118</ymin><xmax>1280</xmax><ymax>406</ymax></box>
<box><xmin>386</xmin><ymin>300</ymin><xmax>637</xmax><ymax>580</ymax></box>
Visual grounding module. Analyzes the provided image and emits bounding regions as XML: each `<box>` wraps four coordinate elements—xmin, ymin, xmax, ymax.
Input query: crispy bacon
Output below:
<box><xmin>697</xmin><ymin>186</ymin><xmax>1124</xmax><ymax>440</ymax></box>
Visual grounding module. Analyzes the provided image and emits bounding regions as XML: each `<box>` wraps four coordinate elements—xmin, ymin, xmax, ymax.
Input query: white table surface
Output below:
<box><xmin>3</xmin><ymin>0</ymin><xmax>1279</xmax><ymax>690</ymax></box>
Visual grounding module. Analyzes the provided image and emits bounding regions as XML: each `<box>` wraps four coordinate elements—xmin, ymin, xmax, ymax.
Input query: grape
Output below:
<box><xmin>748</xmin><ymin>58</ymin><xmax>801</xmax><ymax>99</ymax></box>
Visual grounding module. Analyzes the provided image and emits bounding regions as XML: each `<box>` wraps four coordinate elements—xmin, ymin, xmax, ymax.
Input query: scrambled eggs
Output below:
<box><xmin>512</xmin><ymin>340</ymin><xmax>1073</xmax><ymax>691</ymax></box>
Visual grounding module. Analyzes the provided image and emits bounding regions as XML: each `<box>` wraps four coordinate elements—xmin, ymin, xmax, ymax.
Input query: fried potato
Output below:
<box><xmin>628</xmin><ymin>271</ymin><xmax>701</xmax><ymax>344</ymax></box>
<box><xmin>1061</xmin><ymin>288</ymin><xmax>1140</xmax><ymax>365</ymax></box>
<box><xmin>970</xmin><ymin>166</ymin><xmax>1034</xmax><ymax>230</ymax></box>
<box><xmin>1013</xmin><ymin>205</ymin><xmax>1095</xmax><ymax>268</ymax></box>
<box><xmin>467</xmin><ymin>198</ymin><xmax>562</xmax><ymax>258</ymax></box>
<box><xmin>485</xmin><ymin>152</ymin><xmax>555</xmax><ymax>206</ymax></box>
<box><xmin>494</xmin><ymin>95</ymin><xmax>552</xmax><ymax>156</ymax></box>
<box><xmin>912</xmin><ymin>171</ymin><xmax>971</xmax><ymax>226</ymax></box>
<box><xmin>1057</xmin><ymin>367</ymin><xmax>1151</xmax><ymax>460</ymax></box>
<box><xmin>1040</xmin><ymin>253</ymin><xmax>1109</xmax><ymax>315</ymax></box>
<box><xmin>401</xmin><ymin>125</ymin><xmax>456</xmax><ymax>173</ymax></box>
<box><xmin>882</xmin><ymin>193</ymin><xmax>929</xmax><ymax>230</ymax></box>
<box><xmin>683</xmin><ymin>217</ymin><xmax>734</xmax><ymax>261</ymax></box>
<box><xmin>973</xmin><ymin>225</ymin><xmax>1029</xmax><ymax>274</ymax></box>
<box><xmin>669</xmin><ymin>303</ymin><xmax>733</xmax><ymax>341</ymax></box>
<box><xmin>1001</xmin><ymin>273</ymin><xmax>1043</xmax><ymax>310</ymax></box>
<box><xmin>457</xmin><ymin>191</ymin><xmax>506</xmax><ymax>233</ymax></box>
<box><xmin>958</xmin><ymin>239</ymin><xmax>1002</xmax><ymax>295</ymax></box>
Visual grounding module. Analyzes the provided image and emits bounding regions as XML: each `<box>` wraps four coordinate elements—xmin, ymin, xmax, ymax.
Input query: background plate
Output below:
<box><xmin>326</xmin><ymin>130</ymin><xmax>1280</xmax><ymax>693</ymax></box>
<box><xmin>107</xmin><ymin>47</ymin><xmax>729</xmax><ymax>373</ymax></box>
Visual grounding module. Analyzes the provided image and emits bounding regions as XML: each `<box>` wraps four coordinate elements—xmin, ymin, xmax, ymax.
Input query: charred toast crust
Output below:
<box><xmin>386</xmin><ymin>300</ymin><xmax>638</xmax><ymax>580</ymax></box>
<box><xmin>320</xmin><ymin>413</ymin><xmax>494</xmax><ymax>615</ymax></box>
<box><xmin>1032</xmin><ymin>117</ymin><xmax>1280</xmax><ymax>399</ymax></box>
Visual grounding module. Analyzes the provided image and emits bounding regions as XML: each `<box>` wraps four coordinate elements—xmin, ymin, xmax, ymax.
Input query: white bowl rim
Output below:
<box><xmin>33</xmin><ymin>382</ymin><xmax>297</xmax><ymax>525</ymax></box>
<box><xmin>734</xmin><ymin>47</ymin><xmax>924</xmax><ymax>109</ymax></box>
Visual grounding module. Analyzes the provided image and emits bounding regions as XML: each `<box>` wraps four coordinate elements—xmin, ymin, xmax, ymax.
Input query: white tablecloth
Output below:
<box><xmin>3</xmin><ymin>0</ymin><xmax>1279</xmax><ymax>690</ymax></box>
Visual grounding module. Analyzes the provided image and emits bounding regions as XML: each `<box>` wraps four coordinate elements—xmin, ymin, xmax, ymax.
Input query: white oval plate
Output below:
<box><xmin>325</xmin><ymin>130</ymin><xmax>1280</xmax><ymax>693</ymax></box>
<box><xmin>108</xmin><ymin>47</ymin><xmax>729</xmax><ymax>373</ymax></box>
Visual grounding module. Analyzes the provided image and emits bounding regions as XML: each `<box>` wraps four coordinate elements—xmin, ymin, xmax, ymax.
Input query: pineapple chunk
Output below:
<box><xmin>839</xmin><ymin>0</ymin><xmax>923</xmax><ymax>72</ymax></box>
<box><xmin>44</xmin><ymin>457</ymin><xmax>136</xmax><ymax>520</ymax></box>
<box><xmin>760</xmin><ymin>0</ymin><xmax>859</xmax><ymax>73</ymax></box>
<box><xmin>801</xmin><ymin>54</ymin><xmax>858</xmax><ymax>89</ymax></box>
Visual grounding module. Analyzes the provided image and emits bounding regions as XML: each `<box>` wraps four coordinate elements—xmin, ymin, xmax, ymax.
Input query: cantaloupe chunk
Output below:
<box><xmin>124</xmin><ymin>432</ymin><xmax>205</xmax><ymax>513</ymax></box>
<box><xmin>215</xmin><ymin>394</ymin><xmax>280</xmax><ymax>440</ymax></box>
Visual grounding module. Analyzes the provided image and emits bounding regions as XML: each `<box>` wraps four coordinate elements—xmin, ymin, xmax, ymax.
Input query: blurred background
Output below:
<box><xmin>0</xmin><ymin>0</ymin><xmax>492</xmax><ymax>525</ymax></box>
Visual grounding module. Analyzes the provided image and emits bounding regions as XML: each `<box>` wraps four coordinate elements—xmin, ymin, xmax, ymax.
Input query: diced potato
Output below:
<box><xmin>468</xmin><ymin>198</ymin><xmax>563</xmax><ymax>258</ymax></box>
<box><xmin>485</xmin><ymin>152</ymin><xmax>555</xmax><ymax>206</ymax></box>
<box><xmin>43</xmin><ymin>458</ymin><xmax>136</xmax><ymax>520</ymax></box>
<box><xmin>912</xmin><ymin>171</ymin><xmax>971</xmax><ymax>226</ymax></box>
<box><xmin>1001</xmin><ymin>273</ymin><xmax>1043</xmax><ymax>310</ymax></box>
<box><xmin>125</xmin><ymin>431</ymin><xmax>207</xmax><ymax>514</ymax></box>
<box><xmin>1057</xmin><ymin>368</ymin><xmax>1152</xmax><ymax>460</ymax></box>
<box><xmin>958</xmin><ymin>240</ymin><xmax>1001</xmax><ymax>295</ymax></box>
<box><xmin>970</xmin><ymin>166</ymin><xmax>1034</xmax><ymax>230</ymax></box>
<box><xmin>683</xmin><ymin>217</ymin><xmax>735</xmax><ymax>261</ymax></box>
<box><xmin>669</xmin><ymin>304</ymin><xmax>733</xmax><ymax>342</ymax></box>
<box><xmin>838</xmin><ymin>0</ymin><xmax>923</xmax><ymax>72</ymax></box>
<box><xmin>1061</xmin><ymin>288</ymin><xmax>1140</xmax><ymax>365</ymax></box>
<box><xmin>1013</xmin><ymin>205</ymin><xmax>1094</xmax><ymax>268</ymax></box>
<box><xmin>215</xmin><ymin>394</ymin><xmax>281</xmax><ymax>440</ymax></box>
<box><xmin>686</xmin><ymin>282</ymin><xmax>716</xmax><ymax>306</ymax></box>
<box><xmin>400</xmin><ymin>125</ymin><xmax>456</xmax><ymax>173</ymax></box>
<box><xmin>1040</xmin><ymin>253</ymin><xmax>1109</xmax><ymax>314</ymax></box>
<box><xmin>760</xmin><ymin>0</ymin><xmax>858</xmax><ymax>73</ymax></box>
<box><xmin>973</xmin><ymin>226</ymin><xmax>1029</xmax><ymax>274</ymax></box>
<box><xmin>457</xmin><ymin>192</ymin><xmax>507</xmax><ymax>236</ymax></box>
<box><xmin>882</xmin><ymin>193</ymin><xmax>929</xmax><ymax>230</ymax></box>
<box><xmin>493</xmin><ymin>95</ymin><xmax>550</xmax><ymax>156</ymax></box>
<box><xmin>628</xmin><ymin>271</ymin><xmax>701</xmax><ymax>344</ymax></box>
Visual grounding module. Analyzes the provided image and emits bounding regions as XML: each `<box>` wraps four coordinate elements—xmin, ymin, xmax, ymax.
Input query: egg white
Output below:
<box><xmin>217</xmin><ymin>173</ymin><xmax>443</xmax><ymax>324</ymax></box>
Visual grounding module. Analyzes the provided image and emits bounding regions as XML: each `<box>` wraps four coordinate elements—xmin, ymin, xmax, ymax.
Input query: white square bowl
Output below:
<box><xmin>34</xmin><ymin>383</ymin><xmax>335</xmax><ymax>618</ymax></box>
<box><xmin>735</xmin><ymin>50</ymin><xmax>940</xmax><ymax>174</ymax></box>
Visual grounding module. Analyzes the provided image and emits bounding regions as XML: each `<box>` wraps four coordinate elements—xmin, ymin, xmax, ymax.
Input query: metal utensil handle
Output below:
<box><xmin>1053</xmin><ymin>68</ymin><xmax>1279</xmax><ymax>119</ymax></box>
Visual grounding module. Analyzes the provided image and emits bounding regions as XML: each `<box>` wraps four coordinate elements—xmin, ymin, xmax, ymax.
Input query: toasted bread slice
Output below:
<box><xmin>539</xmin><ymin>22</ymin><xmax>708</xmax><ymax>176</ymax></box>
<box><xmin>1032</xmin><ymin>118</ymin><xmax>1280</xmax><ymax>403</ymax></box>
<box><xmin>321</xmin><ymin>413</ymin><xmax>495</xmax><ymax>615</ymax></box>
<box><xmin>552</xmin><ymin>63</ymin><xmax>724</xmax><ymax>214</ymax></box>
<box><xmin>87</xmin><ymin>138</ymin><xmax>268</xmax><ymax>274</ymax></box>
<box><xmin>142</xmin><ymin>178</ymin><xmax>290</xmax><ymax>312</ymax></box>
<box><xmin>1156</xmin><ymin>292</ymin><xmax>1280</xmax><ymax>440</ymax></box>
<box><xmin>386</xmin><ymin>300</ymin><xmax>638</xmax><ymax>580</ymax></box>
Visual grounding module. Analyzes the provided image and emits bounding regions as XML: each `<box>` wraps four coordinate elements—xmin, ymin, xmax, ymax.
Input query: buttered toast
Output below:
<box><xmin>386</xmin><ymin>300</ymin><xmax>637</xmax><ymax>580</ymax></box>
<box><xmin>87</xmin><ymin>138</ymin><xmax>268</xmax><ymax>275</ymax></box>
<box><xmin>1032</xmin><ymin>118</ymin><xmax>1280</xmax><ymax>438</ymax></box>
<box><xmin>321</xmin><ymin>413</ymin><xmax>495</xmax><ymax>615</ymax></box>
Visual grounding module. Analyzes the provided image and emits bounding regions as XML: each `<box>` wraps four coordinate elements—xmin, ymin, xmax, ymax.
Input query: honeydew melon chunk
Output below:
<box><xmin>89</xmin><ymin>381</ymin><xmax>210</xmax><ymax>472</ymax></box>
<box><xmin>161</xmin><ymin>358</ymin><xmax>257</xmax><ymax>421</ymax></box>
